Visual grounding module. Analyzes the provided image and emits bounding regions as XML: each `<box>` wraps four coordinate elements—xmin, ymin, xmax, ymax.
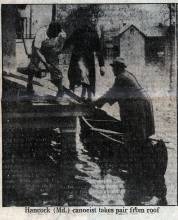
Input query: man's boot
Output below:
<box><xmin>26</xmin><ymin>83</ymin><xmax>35</xmax><ymax>96</ymax></box>
<box><xmin>56</xmin><ymin>89</ymin><xmax>63</xmax><ymax>102</ymax></box>
<box><xmin>26</xmin><ymin>73</ymin><xmax>35</xmax><ymax>95</ymax></box>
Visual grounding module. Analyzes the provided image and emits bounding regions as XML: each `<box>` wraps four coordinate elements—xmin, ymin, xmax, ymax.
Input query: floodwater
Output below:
<box><xmin>3</xmin><ymin>118</ymin><xmax>167</xmax><ymax>206</ymax></box>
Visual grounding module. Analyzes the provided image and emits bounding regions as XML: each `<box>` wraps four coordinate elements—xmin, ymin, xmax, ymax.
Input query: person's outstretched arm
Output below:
<box><xmin>94</xmin><ymin>83</ymin><xmax>118</xmax><ymax>108</ymax></box>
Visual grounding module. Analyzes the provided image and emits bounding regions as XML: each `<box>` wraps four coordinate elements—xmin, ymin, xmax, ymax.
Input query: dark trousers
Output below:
<box><xmin>81</xmin><ymin>84</ymin><xmax>92</xmax><ymax>100</ymax></box>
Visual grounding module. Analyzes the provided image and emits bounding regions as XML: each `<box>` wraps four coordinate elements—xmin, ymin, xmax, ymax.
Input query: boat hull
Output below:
<box><xmin>79</xmin><ymin>108</ymin><xmax>168</xmax><ymax>176</ymax></box>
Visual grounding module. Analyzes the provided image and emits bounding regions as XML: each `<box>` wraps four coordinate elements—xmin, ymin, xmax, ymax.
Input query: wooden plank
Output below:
<box><xmin>4</xmin><ymin>108</ymin><xmax>89</xmax><ymax>118</ymax></box>
<box><xmin>4</xmin><ymin>70</ymin><xmax>91</xmax><ymax>105</ymax></box>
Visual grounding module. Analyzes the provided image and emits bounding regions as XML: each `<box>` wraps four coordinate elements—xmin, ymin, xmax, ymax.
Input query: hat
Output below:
<box><xmin>110</xmin><ymin>57</ymin><xmax>126</xmax><ymax>67</ymax></box>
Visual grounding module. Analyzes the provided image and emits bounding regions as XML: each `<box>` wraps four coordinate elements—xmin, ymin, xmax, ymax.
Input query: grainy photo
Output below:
<box><xmin>2</xmin><ymin>4</ymin><xmax>177</xmax><ymax>206</ymax></box>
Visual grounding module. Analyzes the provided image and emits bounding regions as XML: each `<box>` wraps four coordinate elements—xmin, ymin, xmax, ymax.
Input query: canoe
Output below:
<box><xmin>80</xmin><ymin>108</ymin><xmax>125</xmax><ymax>144</ymax></box>
<box><xmin>79</xmin><ymin>108</ymin><xmax>168</xmax><ymax>176</ymax></box>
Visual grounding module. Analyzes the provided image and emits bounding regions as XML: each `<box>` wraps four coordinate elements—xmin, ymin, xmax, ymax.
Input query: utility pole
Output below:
<box><xmin>168</xmin><ymin>4</ymin><xmax>175</xmax><ymax>91</ymax></box>
<box><xmin>52</xmin><ymin>4</ymin><xmax>56</xmax><ymax>22</ymax></box>
<box><xmin>169</xmin><ymin>4</ymin><xmax>172</xmax><ymax>26</ymax></box>
<box><xmin>29</xmin><ymin>5</ymin><xmax>32</xmax><ymax>38</ymax></box>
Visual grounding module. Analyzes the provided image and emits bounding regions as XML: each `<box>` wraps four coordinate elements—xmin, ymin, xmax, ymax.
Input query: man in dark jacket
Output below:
<box><xmin>63</xmin><ymin>8</ymin><xmax>105</xmax><ymax>100</ymax></box>
<box><xmin>94</xmin><ymin>57</ymin><xmax>155</xmax><ymax>172</ymax></box>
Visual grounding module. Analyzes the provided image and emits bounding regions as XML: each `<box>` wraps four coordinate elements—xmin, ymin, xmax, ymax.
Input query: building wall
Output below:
<box><xmin>120</xmin><ymin>27</ymin><xmax>145</xmax><ymax>67</ymax></box>
<box><xmin>16</xmin><ymin>5</ymin><xmax>53</xmax><ymax>68</ymax></box>
<box><xmin>164</xmin><ymin>27</ymin><xmax>176</xmax><ymax>90</ymax></box>
<box><xmin>2</xmin><ymin>5</ymin><xmax>17</xmax><ymax>73</ymax></box>
<box><xmin>19</xmin><ymin>5</ymin><xmax>52</xmax><ymax>38</ymax></box>
<box><xmin>31</xmin><ymin>5</ymin><xmax>52</xmax><ymax>36</ymax></box>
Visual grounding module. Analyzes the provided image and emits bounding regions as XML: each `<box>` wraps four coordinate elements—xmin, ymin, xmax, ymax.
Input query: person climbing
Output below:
<box><xmin>27</xmin><ymin>21</ymin><xmax>66</xmax><ymax>101</ymax></box>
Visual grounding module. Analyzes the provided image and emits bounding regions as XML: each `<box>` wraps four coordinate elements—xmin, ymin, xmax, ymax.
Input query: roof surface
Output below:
<box><xmin>118</xmin><ymin>24</ymin><xmax>168</xmax><ymax>37</ymax></box>
<box><xmin>103</xmin><ymin>24</ymin><xmax>169</xmax><ymax>42</ymax></box>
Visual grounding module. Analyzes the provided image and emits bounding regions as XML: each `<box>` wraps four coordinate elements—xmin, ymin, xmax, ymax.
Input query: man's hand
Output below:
<box><xmin>55</xmin><ymin>30</ymin><xmax>67</xmax><ymax>53</ymax></box>
<box><xmin>93</xmin><ymin>100</ymin><xmax>103</xmax><ymax>108</ymax></box>
<box><xmin>100</xmin><ymin>66</ymin><xmax>105</xmax><ymax>76</ymax></box>
<box><xmin>46</xmin><ymin>63</ymin><xmax>53</xmax><ymax>72</ymax></box>
<box><xmin>58</xmin><ymin>30</ymin><xmax>67</xmax><ymax>39</ymax></box>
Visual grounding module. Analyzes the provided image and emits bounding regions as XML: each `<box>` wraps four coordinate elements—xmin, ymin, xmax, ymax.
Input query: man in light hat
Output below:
<box><xmin>94</xmin><ymin>57</ymin><xmax>155</xmax><ymax>173</ymax></box>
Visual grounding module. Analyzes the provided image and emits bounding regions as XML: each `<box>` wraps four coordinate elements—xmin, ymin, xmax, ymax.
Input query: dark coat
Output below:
<box><xmin>63</xmin><ymin>25</ymin><xmax>104</xmax><ymax>94</ymax></box>
<box><xmin>96</xmin><ymin>70</ymin><xmax>155</xmax><ymax>140</ymax></box>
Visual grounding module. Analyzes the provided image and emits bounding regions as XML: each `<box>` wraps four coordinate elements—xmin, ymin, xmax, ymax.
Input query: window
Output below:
<box><xmin>16</xmin><ymin>17</ymin><xmax>29</xmax><ymax>39</ymax></box>
<box><xmin>16</xmin><ymin>6</ymin><xmax>33</xmax><ymax>39</ymax></box>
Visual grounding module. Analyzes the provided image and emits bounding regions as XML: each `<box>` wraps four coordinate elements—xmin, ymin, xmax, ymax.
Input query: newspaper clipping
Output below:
<box><xmin>1</xmin><ymin>2</ymin><xmax>177</xmax><ymax>220</ymax></box>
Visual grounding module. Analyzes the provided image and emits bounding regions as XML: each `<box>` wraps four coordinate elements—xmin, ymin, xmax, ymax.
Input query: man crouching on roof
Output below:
<box><xmin>27</xmin><ymin>21</ymin><xmax>66</xmax><ymax>102</ymax></box>
<box><xmin>93</xmin><ymin>57</ymin><xmax>155</xmax><ymax>174</ymax></box>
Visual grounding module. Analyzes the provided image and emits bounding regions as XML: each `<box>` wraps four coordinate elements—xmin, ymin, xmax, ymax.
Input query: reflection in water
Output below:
<box><xmin>74</xmin><ymin>120</ymin><xmax>126</xmax><ymax>205</ymax></box>
<box><xmin>3</xmin><ymin>118</ymin><xmax>167</xmax><ymax>206</ymax></box>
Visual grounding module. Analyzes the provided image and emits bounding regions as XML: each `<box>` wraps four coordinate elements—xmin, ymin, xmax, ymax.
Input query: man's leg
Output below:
<box><xmin>56</xmin><ymin>77</ymin><xmax>63</xmax><ymax>98</ymax></box>
<box><xmin>50</xmin><ymin>67</ymin><xmax>63</xmax><ymax>99</ymax></box>
<box><xmin>81</xmin><ymin>84</ymin><xmax>87</xmax><ymax>99</ymax></box>
<box><xmin>26</xmin><ymin>58</ymin><xmax>40</xmax><ymax>95</ymax></box>
<box><xmin>26</xmin><ymin>71</ymin><xmax>35</xmax><ymax>95</ymax></box>
<box><xmin>87</xmin><ymin>85</ymin><xmax>92</xmax><ymax>101</ymax></box>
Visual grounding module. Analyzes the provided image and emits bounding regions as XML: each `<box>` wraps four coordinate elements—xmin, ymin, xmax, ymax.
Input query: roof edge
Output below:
<box><xmin>118</xmin><ymin>24</ymin><xmax>146</xmax><ymax>37</ymax></box>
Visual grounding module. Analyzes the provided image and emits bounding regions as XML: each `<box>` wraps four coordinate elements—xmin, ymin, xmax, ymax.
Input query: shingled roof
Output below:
<box><xmin>118</xmin><ymin>24</ymin><xmax>168</xmax><ymax>37</ymax></box>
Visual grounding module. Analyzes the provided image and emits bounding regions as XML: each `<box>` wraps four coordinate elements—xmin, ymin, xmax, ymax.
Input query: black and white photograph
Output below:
<box><xmin>1</xmin><ymin>3</ymin><xmax>177</xmax><ymax>207</ymax></box>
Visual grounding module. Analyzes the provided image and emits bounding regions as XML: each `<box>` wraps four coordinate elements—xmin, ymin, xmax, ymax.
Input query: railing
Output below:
<box><xmin>16</xmin><ymin>16</ymin><xmax>34</xmax><ymax>39</ymax></box>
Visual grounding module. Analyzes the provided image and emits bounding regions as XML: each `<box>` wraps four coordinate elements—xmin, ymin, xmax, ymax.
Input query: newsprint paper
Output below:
<box><xmin>0</xmin><ymin>1</ymin><xmax>177</xmax><ymax>220</ymax></box>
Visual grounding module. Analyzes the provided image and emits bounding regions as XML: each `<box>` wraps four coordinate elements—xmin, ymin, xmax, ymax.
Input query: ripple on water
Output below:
<box><xmin>74</xmin><ymin>120</ymin><xmax>126</xmax><ymax>205</ymax></box>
